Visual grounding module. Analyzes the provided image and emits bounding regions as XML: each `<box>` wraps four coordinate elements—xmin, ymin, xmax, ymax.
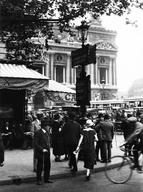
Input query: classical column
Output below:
<box><xmin>112</xmin><ymin>58</ymin><xmax>116</xmax><ymax>85</ymax></box>
<box><xmin>66</xmin><ymin>53</ymin><xmax>71</xmax><ymax>84</ymax></box>
<box><xmin>71</xmin><ymin>67</ymin><xmax>75</xmax><ymax>84</ymax></box>
<box><xmin>109</xmin><ymin>57</ymin><xmax>112</xmax><ymax>85</ymax></box>
<box><xmin>90</xmin><ymin>64</ymin><xmax>94</xmax><ymax>85</ymax></box>
<box><xmin>106</xmin><ymin>69</ymin><xmax>108</xmax><ymax>84</ymax></box>
<box><xmin>112</xmin><ymin>58</ymin><xmax>114</xmax><ymax>85</ymax></box>
<box><xmin>114</xmin><ymin>58</ymin><xmax>117</xmax><ymax>85</ymax></box>
<box><xmin>97</xmin><ymin>58</ymin><xmax>100</xmax><ymax>85</ymax></box>
<box><xmin>95</xmin><ymin>56</ymin><xmax>98</xmax><ymax>85</ymax></box>
<box><xmin>45</xmin><ymin>54</ymin><xmax>50</xmax><ymax>78</ymax></box>
<box><xmin>73</xmin><ymin>67</ymin><xmax>77</xmax><ymax>84</ymax></box>
<box><xmin>50</xmin><ymin>53</ymin><xmax>54</xmax><ymax>80</ymax></box>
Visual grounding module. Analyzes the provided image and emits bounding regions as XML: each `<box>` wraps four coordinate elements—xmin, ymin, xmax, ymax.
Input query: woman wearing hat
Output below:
<box><xmin>74</xmin><ymin>119</ymin><xmax>97</xmax><ymax>181</ymax></box>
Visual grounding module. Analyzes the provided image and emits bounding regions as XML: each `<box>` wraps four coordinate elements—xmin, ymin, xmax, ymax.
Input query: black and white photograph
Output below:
<box><xmin>1</xmin><ymin>1</ymin><xmax>143</xmax><ymax>192</ymax></box>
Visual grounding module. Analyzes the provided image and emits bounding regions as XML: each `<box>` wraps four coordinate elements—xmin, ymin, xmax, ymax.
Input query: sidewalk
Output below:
<box><xmin>0</xmin><ymin>134</ymin><xmax>124</xmax><ymax>185</ymax></box>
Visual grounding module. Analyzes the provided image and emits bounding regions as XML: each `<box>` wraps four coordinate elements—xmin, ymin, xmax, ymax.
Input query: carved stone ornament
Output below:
<box><xmin>54</xmin><ymin>53</ymin><xmax>67</xmax><ymax>65</ymax></box>
<box><xmin>96</xmin><ymin>41</ymin><xmax>117</xmax><ymax>51</ymax></box>
<box><xmin>98</xmin><ymin>56</ymin><xmax>110</xmax><ymax>65</ymax></box>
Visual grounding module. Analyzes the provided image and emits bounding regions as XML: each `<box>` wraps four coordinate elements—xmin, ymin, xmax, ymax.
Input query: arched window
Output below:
<box><xmin>55</xmin><ymin>65</ymin><xmax>66</xmax><ymax>83</ymax></box>
<box><xmin>100</xmin><ymin>68</ymin><xmax>106</xmax><ymax>84</ymax></box>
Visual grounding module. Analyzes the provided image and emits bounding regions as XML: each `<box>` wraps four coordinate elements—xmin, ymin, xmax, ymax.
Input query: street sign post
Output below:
<box><xmin>72</xmin><ymin>43</ymin><xmax>96</xmax><ymax>116</ymax></box>
<box><xmin>76</xmin><ymin>75</ymin><xmax>91</xmax><ymax>106</ymax></box>
<box><xmin>71</xmin><ymin>45</ymin><xmax>89</xmax><ymax>67</ymax></box>
<box><xmin>88</xmin><ymin>44</ymin><xmax>96</xmax><ymax>64</ymax></box>
<box><xmin>71</xmin><ymin>44</ymin><xmax>96</xmax><ymax>67</ymax></box>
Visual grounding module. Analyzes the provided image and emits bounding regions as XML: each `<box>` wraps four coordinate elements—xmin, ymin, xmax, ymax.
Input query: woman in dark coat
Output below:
<box><xmin>0</xmin><ymin>131</ymin><xmax>4</xmax><ymax>166</ymax></box>
<box><xmin>75</xmin><ymin>119</ymin><xmax>97</xmax><ymax>181</ymax></box>
<box><xmin>51</xmin><ymin>113</ymin><xmax>64</xmax><ymax>161</ymax></box>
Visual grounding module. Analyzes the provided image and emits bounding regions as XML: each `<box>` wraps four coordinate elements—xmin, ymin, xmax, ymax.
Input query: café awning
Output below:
<box><xmin>43</xmin><ymin>80</ymin><xmax>76</xmax><ymax>104</ymax></box>
<box><xmin>45</xmin><ymin>80</ymin><xmax>75</xmax><ymax>94</ymax></box>
<box><xmin>0</xmin><ymin>64</ymin><xmax>49</xmax><ymax>91</ymax></box>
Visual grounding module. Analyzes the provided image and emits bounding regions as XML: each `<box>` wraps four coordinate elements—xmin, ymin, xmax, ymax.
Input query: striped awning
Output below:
<box><xmin>46</xmin><ymin>80</ymin><xmax>75</xmax><ymax>94</ymax></box>
<box><xmin>0</xmin><ymin>64</ymin><xmax>49</xmax><ymax>91</ymax></box>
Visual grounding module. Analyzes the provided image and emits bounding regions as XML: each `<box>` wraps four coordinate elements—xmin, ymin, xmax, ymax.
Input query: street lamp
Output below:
<box><xmin>76</xmin><ymin>20</ymin><xmax>90</xmax><ymax>117</ymax></box>
<box><xmin>76</xmin><ymin>20</ymin><xmax>89</xmax><ymax>48</ymax></box>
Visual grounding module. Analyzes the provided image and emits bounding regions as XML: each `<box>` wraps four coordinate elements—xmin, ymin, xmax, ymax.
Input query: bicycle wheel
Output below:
<box><xmin>104</xmin><ymin>155</ymin><xmax>133</xmax><ymax>184</ymax></box>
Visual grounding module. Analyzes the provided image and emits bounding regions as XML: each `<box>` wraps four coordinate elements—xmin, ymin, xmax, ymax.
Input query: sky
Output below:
<box><xmin>101</xmin><ymin>8</ymin><xmax>143</xmax><ymax>93</ymax></box>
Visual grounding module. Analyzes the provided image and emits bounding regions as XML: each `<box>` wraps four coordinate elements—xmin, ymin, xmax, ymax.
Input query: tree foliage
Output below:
<box><xmin>50</xmin><ymin>0</ymin><xmax>143</xmax><ymax>31</ymax></box>
<box><xmin>0</xmin><ymin>0</ymin><xmax>142</xmax><ymax>64</ymax></box>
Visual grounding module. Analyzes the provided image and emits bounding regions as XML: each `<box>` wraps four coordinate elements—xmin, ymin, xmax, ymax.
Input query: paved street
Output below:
<box><xmin>1</xmin><ymin>168</ymin><xmax>143</xmax><ymax>192</ymax></box>
<box><xmin>0</xmin><ymin>134</ymin><xmax>124</xmax><ymax>185</ymax></box>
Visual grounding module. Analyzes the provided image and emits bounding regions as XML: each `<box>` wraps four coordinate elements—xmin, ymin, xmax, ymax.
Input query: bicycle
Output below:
<box><xmin>104</xmin><ymin>144</ymin><xmax>143</xmax><ymax>184</ymax></box>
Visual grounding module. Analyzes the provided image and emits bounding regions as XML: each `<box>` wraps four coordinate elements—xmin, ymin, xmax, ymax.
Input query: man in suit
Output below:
<box><xmin>95</xmin><ymin>113</ymin><xmax>104</xmax><ymax>161</ymax></box>
<box><xmin>62</xmin><ymin>112</ymin><xmax>81</xmax><ymax>174</ymax></box>
<box><xmin>95</xmin><ymin>113</ymin><xmax>114</xmax><ymax>163</ymax></box>
<box><xmin>0</xmin><ymin>130</ymin><xmax>4</xmax><ymax>167</ymax></box>
<box><xmin>34</xmin><ymin>117</ymin><xmax>53</xmax><ymax>185</ymax></box>
<box><xmin>31</xmin><ymin>115</ymin><xmax>41</xmax><ymax>172</ymax></box>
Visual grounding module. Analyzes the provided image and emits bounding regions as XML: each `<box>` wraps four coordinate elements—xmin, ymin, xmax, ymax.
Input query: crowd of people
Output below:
<box><xmin>29</xmin><ymin>109</ymin><xmax>115</xmax><ymax>184</ymax></box>
<box><xmin>1</xmin><ymin>107</ymin><xmax>143</xmax><ymax>184</ymax></box>
<box><xmin>32</xmin><ymin>108</ymin><xmax>143</xmax><ymax>183</ymax></box>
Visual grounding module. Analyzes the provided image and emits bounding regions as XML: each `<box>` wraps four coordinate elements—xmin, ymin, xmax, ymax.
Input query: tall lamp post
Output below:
<box><xmin>76</xmin><ymin>21</ymin><xmax>90</xmax><ymax>117</ymax></box>
<box><xmin>76</xmin><ymin>20</ymin><xmax>89</xmax><ymax>76</ymax></box>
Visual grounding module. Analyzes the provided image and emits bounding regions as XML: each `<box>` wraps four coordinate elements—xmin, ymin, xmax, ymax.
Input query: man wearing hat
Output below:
<box><xmin>95</xmin><ymin>113</ymin><xmax>114</xmax><ymax>163</ymax></box>
<box><xmin>31</xmin><ymin>115</ymin><xmax>41</xmax><ymax>172</ymax></box>
<box><xmin>34</xmin><ymin>117</ymin><xmax>53</xmax><ymax>185</ymax></box>
<box><xmin>62</xmin><ymin>112</ymin><xmax>81</xmax><ymax>174</ymax></box>
<box><xmin>125</xmin><ymin>116</ymin><xmax>143</xmax><ymax>171</ymax></box>
<box><xmin>95</xmin><ymin>113</ymin><xmax>104</xmax><ymax>161</ymax></box>
<box><xmin>121</xmin><ymin>115</ymin><xmax>136</xmax><ymax>156</ymax></box>
<box><xmin>0</xmin><ymin>130</ymin><xmax>4</xmax><ymax>167</ymax></box>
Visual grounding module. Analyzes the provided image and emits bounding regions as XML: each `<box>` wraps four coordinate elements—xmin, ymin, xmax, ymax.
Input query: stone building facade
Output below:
<box><xmin>0</xmin><ymin>19</ymin><xmax>118</xmax><ymax>108</ymax></box>
<box><xmin>39</xmin><ymin>19</ymin><xmax>118</xmax><ymax>106</ymax></box>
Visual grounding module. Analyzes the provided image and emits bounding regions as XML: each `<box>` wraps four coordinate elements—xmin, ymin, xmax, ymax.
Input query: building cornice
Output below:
<box><xmin>89</xmin><ymin>26</ymin><xmax>117</xmax><ymax>36</ymax></box>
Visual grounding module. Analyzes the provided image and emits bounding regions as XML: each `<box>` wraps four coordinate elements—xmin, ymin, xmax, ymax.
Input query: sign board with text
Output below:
<box><xmin>88</xmin><ymin>44</ymin><xmax>96</xmax><ymax>64</ymax></box>
<box><xmin>71</xmin><ymin>45</ymin><xmax>89</xmax><ymax>67</ymax></box>
<box><xmin>71</xmin><ymin>44</ymin><xmax>96</xmax><ymax>67</ymax></box>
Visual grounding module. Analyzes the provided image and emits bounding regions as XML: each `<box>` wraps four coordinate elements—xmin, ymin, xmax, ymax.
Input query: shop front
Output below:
<box><xmin>33</xmin><ymin>79</ymin><xmax>76</xmax><ymax>110</ymax></box>
<box><xmin>44</xmin><ymin>80</ymin><xmax>76</xmax><ymax>107</ymax></box>
<box><xmin>0</xmin><ymin>63</ymin><xmax>48</xmax><ymax>149</ymax></box>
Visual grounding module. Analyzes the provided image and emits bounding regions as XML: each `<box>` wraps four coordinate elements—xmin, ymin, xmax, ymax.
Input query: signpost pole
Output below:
<box><xmin>72</xmin><ymin>21</ymin><xmax>96</xmax><ymax>118</ymax></box>
<box><xmin>76</xmin><ymin>21</ymin><xmax>89</xmax><ymax>117</ymax></box>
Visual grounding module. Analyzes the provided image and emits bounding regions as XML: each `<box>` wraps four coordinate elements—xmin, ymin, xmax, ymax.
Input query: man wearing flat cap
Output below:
<box><xmin>125</xmin><ymin>116</ymin><xmax>143</xmax><ymax>171</ymax></box>
<box><xmin>34</xmin><ymin>117</ymin><xmax>53</xmax><ymax>185</ymax></box>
